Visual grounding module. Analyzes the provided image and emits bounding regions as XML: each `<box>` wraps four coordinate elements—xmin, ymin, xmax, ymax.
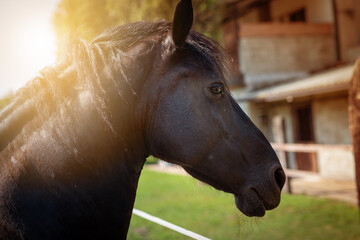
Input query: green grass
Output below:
<box><xmin>128</xmin><ymin>169</ymin><xmax>360</xmax><ymax>240</ymax></box>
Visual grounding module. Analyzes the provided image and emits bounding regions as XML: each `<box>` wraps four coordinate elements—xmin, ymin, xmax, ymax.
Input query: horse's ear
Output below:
<box><xmin>172</xmin><ymin>0</ymin><xmax>193</xmax><ymax>47</ymax></box>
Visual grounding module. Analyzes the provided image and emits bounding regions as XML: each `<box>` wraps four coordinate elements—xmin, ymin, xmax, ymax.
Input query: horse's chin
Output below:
<box><xmin>234</xmin><ymin>192</ymin><xmax>266</xmax><ymax>217</ymax></box>
<box><xmin>182</xmin><ymin>166</ymin><xmax>233</xmax><ymax>193</ymax></box>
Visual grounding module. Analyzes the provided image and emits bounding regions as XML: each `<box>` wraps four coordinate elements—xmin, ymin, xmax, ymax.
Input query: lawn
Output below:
<box><xmin>128</xmin><ymin>168</ymin><xmax>360</xmax><ymax>240</ymax></box>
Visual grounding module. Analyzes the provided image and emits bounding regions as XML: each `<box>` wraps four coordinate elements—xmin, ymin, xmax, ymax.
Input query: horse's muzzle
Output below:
<box><xmin>234</xmin><ymin>165</ymin><xmax>286</xmax><ymax>217</ymax></box>
<box><xmin>234</xmin><ymin>191</ymin><xmax>266</xmax><ymax>217</ymax></box>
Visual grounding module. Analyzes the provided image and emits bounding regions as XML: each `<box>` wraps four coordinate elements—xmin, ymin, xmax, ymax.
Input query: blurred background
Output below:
<box><xmin>1</xmin><ymin>0</ymin><xmax>360</xmax><ymax>239</ymax></box>
<box><xmin>0</xmin><ymin>0</ymin><xmax>222</xmax><ymax>98</ymax></box>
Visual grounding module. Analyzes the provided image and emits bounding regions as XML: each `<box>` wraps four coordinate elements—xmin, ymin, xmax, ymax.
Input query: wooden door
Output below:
<box><xmin>293</xmin><ymin>104</ymin><xmax>317</xmax><ymax>172</ymax></box>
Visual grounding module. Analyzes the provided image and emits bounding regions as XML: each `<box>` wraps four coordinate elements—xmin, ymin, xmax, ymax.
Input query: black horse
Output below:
<box><xmin>0</xmin><ymin>0</ymin><xmax>285</xmax><ymax>239</ymax></box>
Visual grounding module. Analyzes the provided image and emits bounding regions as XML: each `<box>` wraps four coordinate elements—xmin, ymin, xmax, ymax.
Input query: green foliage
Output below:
<box><xmin>53</xmin><ymin>0</ymin><xmax>224</xmax><ymax>55</ymax></box>
<box><xmin>145</xmin><ymin>156</ymin><xmax>159</xmax><ymax>165</ymax></box>
<box><xmin>0</xmin><ymin>94</ymin><xmax>13</xmax><ymax>110</ymax></box>
<box><xmin>128</xmin><ymin>169</ymin><xmax>360</xmax><ymax>239</ymax></box>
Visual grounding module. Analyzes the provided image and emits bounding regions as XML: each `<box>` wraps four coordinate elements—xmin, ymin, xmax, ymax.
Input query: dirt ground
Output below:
<box><xmin>290</xmin><ymin>177</ymin><xmax>357</xmax><ymax>205</ymax></box>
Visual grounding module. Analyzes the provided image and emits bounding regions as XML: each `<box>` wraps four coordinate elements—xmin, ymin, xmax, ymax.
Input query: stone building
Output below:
<box><xmin>223</xmin><ymin>0</ymin><xmax>360</xmax><ymax>180</ymax></box>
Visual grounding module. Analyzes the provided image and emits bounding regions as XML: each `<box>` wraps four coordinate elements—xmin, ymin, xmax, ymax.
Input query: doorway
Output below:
<box><xmin>293</xmin><ymin>104</ymin><xmax>317</xmax><ymax>172</ymax></box>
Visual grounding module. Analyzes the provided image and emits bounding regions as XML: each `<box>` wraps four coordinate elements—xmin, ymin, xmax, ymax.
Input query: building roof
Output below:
<box><xmin>235</xmin><ymin>65</ymin><xmax>355</xmax><ymax>102</ymax></box>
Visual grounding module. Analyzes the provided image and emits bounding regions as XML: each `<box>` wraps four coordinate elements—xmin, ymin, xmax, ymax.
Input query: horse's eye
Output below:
<box><xmin>210</xmin><ymin>84</ymin><xmax>225</xmax><ymax>95</ymax></box>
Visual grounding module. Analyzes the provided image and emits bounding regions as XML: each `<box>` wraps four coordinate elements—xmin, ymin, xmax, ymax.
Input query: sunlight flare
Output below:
<box><xmin>14</xmin><ymin>21</ymin><xmax>57</xmax><ymax>73</ymax></box>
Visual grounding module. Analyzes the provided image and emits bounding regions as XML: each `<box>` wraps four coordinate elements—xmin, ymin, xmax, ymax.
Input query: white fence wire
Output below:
<box><xmin>132</xmin><ymin>208</ymin><xmax>211</xmax><ymax>240</ymax></box>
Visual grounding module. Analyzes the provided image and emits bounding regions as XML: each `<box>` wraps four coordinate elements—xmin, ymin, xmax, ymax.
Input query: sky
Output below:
<box><xmin>0</xmin><ymin>0</ymin><xmax>59</xmax><ymax>97</ymax></box>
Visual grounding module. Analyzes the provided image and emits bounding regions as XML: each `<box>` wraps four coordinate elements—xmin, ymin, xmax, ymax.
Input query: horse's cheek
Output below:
<box><xmin>150</xmin><ymin>95</ymin><xmax>210</xmax><ymax>162</ymax></box>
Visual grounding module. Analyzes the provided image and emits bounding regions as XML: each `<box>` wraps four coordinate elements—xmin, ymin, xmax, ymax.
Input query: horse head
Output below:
<box><xmin>0</xmin><ymin>1</ymin><xmax>286</xmax><ymax>238</ymax></box>
<box><xmin>140</xmin><ymin>0</ymin><xmax>285</xmax><ymax>217</ymax></box>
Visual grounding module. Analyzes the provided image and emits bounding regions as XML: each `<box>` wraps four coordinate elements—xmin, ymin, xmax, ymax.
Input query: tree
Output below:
<box><xmin>0</xmin><ymin>94</ymin><xmax>13</xmax><ymax>110</ymax></box>
<box><xmin>349</xmin><ymin>59</ymin><xmax>360</xmax><ymax>210</ymax></box>
<box><xmin>52</xmin><ymin>0</ymin><xmax>224</xmax><ymax>56</ymax></box>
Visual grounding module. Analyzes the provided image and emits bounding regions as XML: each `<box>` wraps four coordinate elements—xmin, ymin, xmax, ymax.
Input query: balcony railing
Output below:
<box><xmin>238</xmin><ymin>22</ymin><xmax>334</xmax><ymax>37</ymax></box>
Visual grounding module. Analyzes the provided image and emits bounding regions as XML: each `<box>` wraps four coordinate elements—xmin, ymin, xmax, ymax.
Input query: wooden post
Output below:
<box><xmin>349</xmin><ymin>59</ymin><xmax>360</xmax><ymax>210</ymax></box>
<box><xmin>272</xmin><ymin>115</ymin><xmax>291</xmax><ymax>193</ymax></box>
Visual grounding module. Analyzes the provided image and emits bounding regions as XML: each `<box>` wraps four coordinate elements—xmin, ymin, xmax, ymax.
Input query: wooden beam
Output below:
<box><xmin>271</xmin><ymin>143</ymin><xmax>353</xmax><ymax>153</ymax></box>
<box><xmin>349</xmin><ymin>59</ymin><xmax>360</xmax><ymax>211</ymax></box>
<box><xmin>285</xmin><ymin>169</ymin><xmax>319</xmax><ymax>178</ymax></box>
<box><xmin>239</xmin><ymin>23</ymin><xmax>334</xmax><ymax>37</ymax></box>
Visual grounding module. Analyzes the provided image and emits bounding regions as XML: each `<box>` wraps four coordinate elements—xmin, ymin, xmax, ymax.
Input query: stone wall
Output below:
<box><xmin>313</xmin><ymin>95</ymin><xmax>354</xmax><ymax>180</ymax></box>
<box><xmin>313</xmin><ymin>96</ymin><xmax>352</xmax><ymax>145</ymax></box>
<box><xmin>239</xmin><ymin>33</ymin><xmax>336</xmax><ymax>89</ymax></box>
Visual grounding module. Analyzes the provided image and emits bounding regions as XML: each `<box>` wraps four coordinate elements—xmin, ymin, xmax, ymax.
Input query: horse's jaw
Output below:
<box><xmin>183</xmin><ymin>165</ymin><xmax>267</xmax><ymax>217</ymax></box>
<box><xmin>182</xmin><ymin>164</ymin><xmax>283</xmax><ymax>217</ymax></box>
<box><xmin>182</xmin><ymin>166</ymin><xmax>234</xmax><ymax>193</ymax></box>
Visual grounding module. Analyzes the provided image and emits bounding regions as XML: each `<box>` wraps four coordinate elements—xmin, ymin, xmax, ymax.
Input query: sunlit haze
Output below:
<box><xmin>0</xmin><ymin>0</ymin><xmax>59</xmax><ymax>97</ymax></box>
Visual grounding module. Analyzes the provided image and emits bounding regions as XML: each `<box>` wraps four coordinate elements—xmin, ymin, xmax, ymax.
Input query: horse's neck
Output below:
<box><xmin>0</xmin><ymin>42</ymin><xmax>161</xmax><ymax>236</ymax></box>
<box><xmin>0</xmin><ymin>89</ymin><xmax>146</xmax><ymax>237</ymax></box>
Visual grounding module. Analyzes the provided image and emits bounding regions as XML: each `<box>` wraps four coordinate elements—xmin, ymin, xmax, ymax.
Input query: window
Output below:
<box><xmin>289</xmin><ymin>8</ymin><xmax>306</xmax><ymax>22</ymax></box>
<box><xmin>278</xmin><ymin>8</ymin><xmax>307</xmax><ymax>23</ymax></box>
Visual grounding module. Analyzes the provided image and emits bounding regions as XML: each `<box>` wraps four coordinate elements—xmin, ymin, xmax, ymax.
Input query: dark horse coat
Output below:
<box><xmin>0</xmin><ymin>0</ymin><xmax>285</xmax><ymax>239</ymax></box>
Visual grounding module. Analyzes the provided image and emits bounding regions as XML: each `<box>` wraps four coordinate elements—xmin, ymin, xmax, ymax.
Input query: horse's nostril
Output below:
<box><xmin>274</xmin><ymin>168</ymin><xmax>286</xmax><ymax>190</ymax></box>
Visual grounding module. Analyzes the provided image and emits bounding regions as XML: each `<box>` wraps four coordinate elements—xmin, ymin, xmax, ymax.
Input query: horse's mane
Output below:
<box><xmin>0</xmin><ymin>21</ymin><xmax>228</xmax><ymax>151</ymax></box>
